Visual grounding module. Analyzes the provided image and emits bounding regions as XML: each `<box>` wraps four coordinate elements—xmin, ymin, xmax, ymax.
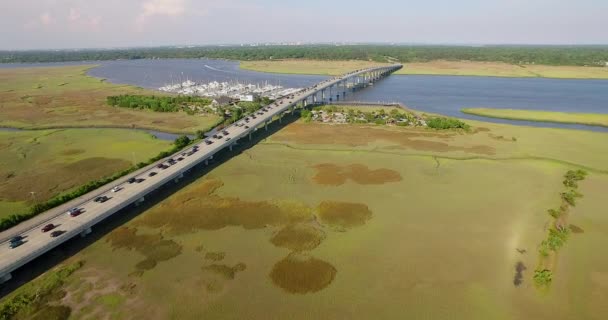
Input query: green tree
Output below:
<box><xmin>174</xmin><ymin>135</ymin><xmax>191</xmax><ymax>149</ymax></box>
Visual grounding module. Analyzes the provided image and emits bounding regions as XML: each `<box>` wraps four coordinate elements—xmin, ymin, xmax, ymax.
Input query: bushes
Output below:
<box><xmin>427</xmin><ymin>117</ymin><xmax>470</xmax><ymax>130</ymax></box>
<box><xmin>0</xmin><ymin>261</ymin><xmax>84</xmax><ymax>319</ymax></box>
<box><xmin>561</xmin><ymin>189</ymin><xmax>583</xmax><ymax>206</ymax></box>
<box><xmin>107</xmin><ymin>95</ymin><xmax>211</xmax><ymax>113</ymax></box>
<box><xmin>533</xmin><ymin>269</ymin><xmax>553</xmax><ymax>286</ymax></box>
<box><xmin>534</xmin><ymin>169</ymin><xmax>587</xmax><ymax>287</ymax></box>
<box><xmin>301</xmin><ymin>110</ymin><xmax>312</xmax><ymax>122</ymax></box>
<box><xmin>563</xmin><ymin>169</ymin><xmax>588</xmax><ymax>188</ymax></box>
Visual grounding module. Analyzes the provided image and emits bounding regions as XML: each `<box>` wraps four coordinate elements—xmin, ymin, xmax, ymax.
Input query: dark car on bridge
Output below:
<box><xmin>128</xmin><ymin>177</ymin><xmax>137</xmax><ymax>184</ymax></box>
<box><xmin>149</xmin><ymin>172</ymin><xmax>157</xmax><ymax>177</ymax></box>
<box><xmin>94</xmin><ymin>196</ymin><xmax>109</xmax><ymax>203</ymax></box>
<box><xmin>9</xmin><ymin>239</ymin><xmax>24</xmax><ymax>249</ymax></box>
<box><xmin>50</xmin><ymin>230</ymin><xmax>65</xmax><ymax>238</ymax></box>
<box><xmin>67</xmin><ymin>207</ymin><xmax>83</xmax><ymax>217</ymax></box>
<box><xmin>9</xmin><ymin>235</ymin><xmax>24</xmax><ymax>243</ymax></box>
<box><xmin>41</xmin><ymin>224</ymin><xmax>56</xmax><ymax>232</ymax></box>
<box><xmin>205</xmin><ymin>140</ymin><xmax>212</xmax><ymax>145</ymax></box>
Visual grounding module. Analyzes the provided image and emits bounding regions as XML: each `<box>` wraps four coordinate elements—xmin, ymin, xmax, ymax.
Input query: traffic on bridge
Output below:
<box><xmin>0</xmin><ymin>64</ymin><xmax>402</xmax><ymax>284</ymax></box>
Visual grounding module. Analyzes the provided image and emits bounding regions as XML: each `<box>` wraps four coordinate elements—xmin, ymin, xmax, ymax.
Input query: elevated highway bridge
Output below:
<box><xmin>0</xmin><ymin>64</ymin><xmax>402</xmax><ymax>284</ymax></box>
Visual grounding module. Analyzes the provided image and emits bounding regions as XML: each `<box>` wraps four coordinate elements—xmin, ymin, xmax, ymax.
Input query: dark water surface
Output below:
<box><xmin>2</xmin><ymin>59</ymin><xmax>608</xmax><ymax>132</ymax></box>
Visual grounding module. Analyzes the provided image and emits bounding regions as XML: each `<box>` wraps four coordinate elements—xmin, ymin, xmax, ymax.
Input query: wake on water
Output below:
<box><xmin>204</xmin><ymin>65</ymin><xmax>232</xmax><ymax>73</ymax></box>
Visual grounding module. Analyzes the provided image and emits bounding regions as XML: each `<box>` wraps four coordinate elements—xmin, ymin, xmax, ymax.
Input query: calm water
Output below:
<box><xmin>88</xmin><ymin>59</ymin><xmax>328</xmax><ymax>89</ymax></box>
<box><xmin>346</xmin><ymin>75</ymin><xmax>608</xmax><ymax>131</ymax></box>
<box><xmin>3</xmin><ymin>59</ymin><xmax>608</xmax><ymax>131</ymax></box>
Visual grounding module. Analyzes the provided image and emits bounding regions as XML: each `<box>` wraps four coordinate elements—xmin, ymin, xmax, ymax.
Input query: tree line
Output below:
<box><xmin>2</xmin><ymin>45</ymin><xmax>608</xmax><ymax>66</ymax></box>
<box><xmin>106</xmin><ymin>95</ymin><xmax>211</xmax><ymax>113</ymax></box>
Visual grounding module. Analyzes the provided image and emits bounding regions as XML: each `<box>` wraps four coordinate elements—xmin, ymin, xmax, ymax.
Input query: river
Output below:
<box><xmin>2</xmin><ymin>59</ymin><xmax>608</xmax><ymax>132</ymax></box>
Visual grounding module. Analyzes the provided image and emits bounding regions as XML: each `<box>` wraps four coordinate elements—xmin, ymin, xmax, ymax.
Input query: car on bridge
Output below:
<box><xmin>41</xmin><ymin>224</ymin><xmax>56</xmax><ymax>232</ymax></box>
<box><xmin>111</xmin><ymin>186</ymin><xmax>122</xmax><ymax>192</ymax></box>
<box><xmin>67</xmin><ymin>207</ymin><xmax>83</xmax><ymax>217</ymax></box>
<box><xmin>9</xmin><ymin>235</ymin><xmax>24</xmax><ymax>243</ymax></box>
<box><xmin>149</xmin><ymin>172</ymin><xmax>157</xmax><ymax>177</ymax></box>
<box><xmin>94</xmin><ymin>196</ymin><xmax>109</xmax><ymax>203</ymax></box>
<box><xmin>9</xmin><ymin>239</ymin><xmax>25</xmax><ymax>249</ymax></box>
<box><xmin>50</xmin><ymin>230</ymin><xmax>64</xmax><ymax>238</ymax></box>
<box><xmin>205</xmin><ymin>140</ymin><xmax>213</xmax><ymax>145</ymax></box>
<box><xmin>127</xmin><ymin>177</ymin><xmax>137</xmax><ymax>184</ymax></box>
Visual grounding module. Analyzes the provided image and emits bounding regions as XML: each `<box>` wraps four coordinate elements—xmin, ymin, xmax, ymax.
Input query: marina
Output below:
<box><xmin>158</xmin><ymin>79</ymin><xmax>302</xmax><ymax>100</ymax></box>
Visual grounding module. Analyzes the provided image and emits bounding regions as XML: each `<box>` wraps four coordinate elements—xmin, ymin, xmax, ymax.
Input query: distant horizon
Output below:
<box><xmin>3</xmin><ymin>42</ymin><xmax>608</xmax><ymax>52</ymax></box>
<box><xmin>2</xmin><ymin>1</ymin><xmax>607</xmax><ymax>51</ymax></box>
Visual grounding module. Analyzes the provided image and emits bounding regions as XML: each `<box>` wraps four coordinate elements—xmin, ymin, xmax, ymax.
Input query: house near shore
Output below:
<box><xmin>212</xmin><ymin>96</ymin><xmax>236</xmax><ymax>107</ymax></box>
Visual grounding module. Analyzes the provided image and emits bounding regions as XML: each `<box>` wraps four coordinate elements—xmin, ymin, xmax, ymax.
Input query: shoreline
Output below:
<box><xmin>240</xmin><ymin>59</ymin><xmax>608</xmax><ymax>80</ymax></box>
<box><xmin>461</xmin><ymin>108</ymin><xmax>608</xmax><ymax>128</ymax></box>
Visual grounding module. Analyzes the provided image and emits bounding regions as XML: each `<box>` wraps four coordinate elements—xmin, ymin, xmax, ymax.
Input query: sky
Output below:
<box><xmin>1</xmin><ymin>0</ymin><xmax>607</xmax><ymax>50</ymax></box>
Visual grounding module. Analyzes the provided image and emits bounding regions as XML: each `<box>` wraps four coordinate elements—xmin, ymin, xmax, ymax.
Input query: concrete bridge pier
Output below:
<box><xmin>204</xmin><ymin>159</ymin><xmax>209</xmax><ymax>165</ymax></box>
<box><xmin>174</xmin><ymin>172</ymin><xmax>184</xmax><ymax>183</ymax></box>
<box><xmin>134</xmin><ymin>196</ymin><xmax>145</xmax><ymax>207</ymax></box>
<box><xmin>0</xmin><ymin>273</ymin><xmax>12</xmax><ymax>284</ymax></box>
<box><xmin>248</xmin><ymin>133</ymin><xmax>252</xmax><ymax>141</ymax></box>
<box><xmin>264</xmin><ymin>120</ymin><xmax>269</xmax><ymax>131</ymax></box>
<box><xmin>80</xmin><ymin>227</ymin><xmax>92</xmax><ymax>237</ymax></box>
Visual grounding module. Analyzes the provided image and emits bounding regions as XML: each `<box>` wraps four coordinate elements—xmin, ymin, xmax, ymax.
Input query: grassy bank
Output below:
<box><xmin>462</xmin><ymin>108</ymin><xmax>608</xmax><ymax>127</ymax></box>
<box><xmin>0</xmin><ymin>65</ymin><xmax>221</xmax><ymax>134</ymax></box>
<box><xmin>0</xmin><ymin>129</ymin><xmax>171</xmax><ymax>220</ymax></box>
<box><xmin>241</xmin><ymin>59</ymin><xmax>608</xmax><ymax>79</ymax></box>
<box><xmin>7</xmin><ymin>117</ymin><xmax>606</xmax><ymax>319</ymax></box>
<box><xmin>0</xmin><ymin>260</ymin><xmax>84</xmax><ymax>320</ymax></box>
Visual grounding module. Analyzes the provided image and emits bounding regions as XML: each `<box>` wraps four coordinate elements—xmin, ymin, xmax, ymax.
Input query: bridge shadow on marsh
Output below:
<box><xmin>0</xmin><ymin>110</ymin><xmax>304</xmax><ymax>298</ymax></box>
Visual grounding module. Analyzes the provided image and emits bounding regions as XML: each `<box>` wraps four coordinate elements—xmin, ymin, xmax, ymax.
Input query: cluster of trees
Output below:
<box><xmin>533</xmin><ymin>269</ymin><xmax>553</xmax><ymax>287</ymax></box>
<box><xmin>3</xmin><ymin>45</ymin><xmax>607</xmax><ymax>66</ymax></box>
<box><xmin>0</xmin><ymin>135</ymin><xmax>197</xmax><ymax>232</ymax></box>
<box><xmin>308</xmin><ymin>105</ymin><xmax>418</xmax><ymax>126</ymax></box>
<box><xmin>426</xmin><ymin>117</ymin><xmax>470</xmax><ymax>130</ymax></box>
<box><xmin>106</xmin><ymin>95</ymin><xmax>211</xmax><ymax>113</ymax></box>
<box><xmin>0</xmin><ymin>260</ymin><xmax>83</xmax><ymax>319</ymax></box>
<box><xmin>534</xmin><ymin>169</ymin><xmax>588</xmax><ymax>287</ymax></box>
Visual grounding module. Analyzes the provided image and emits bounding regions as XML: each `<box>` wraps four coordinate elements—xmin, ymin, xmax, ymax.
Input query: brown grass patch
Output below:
<box><xmin>60</xmin><ymin>149</ymin><xmax>85</xmax><ymax>156</ymax></box>
<box><xmin>269</xmin><ymin>254</ymin><xmax>337</xmax><ymax>294</ymax></box>
<box><xmin>274</xmin><ymin>123</ymin><xmax>495</xmax><ymax>155</ymax></box>
<box><xmin>317</xmin><ymin>201</ymin><xmax>372</xmax><ymax>229</ymax></box>
<box><xmin>270</xmin><ymin>224</ymin><xmax>325</xmax><ymax>251</ymax></box>
<box><xmin>569</xmin><ymin>224</ymin><xmax>585</xmax><ymax>234</ymax></box>
<box><xmin>29</xmin><ymin>305</ymin><xmax>72</xmax><ymax>320</ymax></box>
<box><xmin>0</xmin><ymin>157</ymin><xmax>130</xmax><ymax>203</ymax></box>
<box><xmin>0</xmin><ymin>66</ymin><xmax>220</xmax><ymax>134</ymax></box>
<box><xmin>312</xmin><ymin>163</ymin><xmax>402</xmax><ymax>186</ymax></box>
<box><xmin>136</xmin><ymin>178</ymin><xmax>313</xmax><ymax>234</ymax></box>
<box><xmin>106</xmin><ymin>227</ymin><xmax>182</xmax><ymax>273</ymax></box>
<box><xmin>204</xmin><ymin>252</ymin><xmax>226</xmax><ymax>261</ymax></box>
<box><xmin>201</xmin><ymin>263</ymin><xmax>247</xmax><ymax>280</ymax></box>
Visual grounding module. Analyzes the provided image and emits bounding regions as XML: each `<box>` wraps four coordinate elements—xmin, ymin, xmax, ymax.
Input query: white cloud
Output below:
<box><xmin>40</xmin><ymin>12</ymin><xmax>55</xmax><ymax>25</ymax></box>
<box><xmin>136</xmin><ymin>0</ymin><xmax>187</xmax><ymax>29</ymax></box>
<box><xmin>68</xmin><ymin>8</ymin><xmax>81</xmax><ymax>22</ymax></box>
